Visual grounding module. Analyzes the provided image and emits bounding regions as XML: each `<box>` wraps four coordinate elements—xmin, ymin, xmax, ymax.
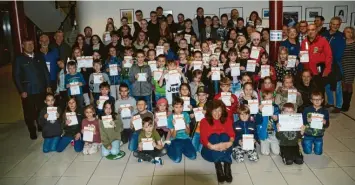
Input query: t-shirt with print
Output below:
<box><xmin>167</xmin><ymin>112</ymin><xmax>190</xmax><ymax>139</ymax></box>
<box><xmin>81</xmin><ymin>118</ymin><xmax>101</xmax><ymax>143</ymax></box>
<box><xmin>138</xmin><ymin>129</ymin><xmax>161</xmax><ymax>143</ymax></box>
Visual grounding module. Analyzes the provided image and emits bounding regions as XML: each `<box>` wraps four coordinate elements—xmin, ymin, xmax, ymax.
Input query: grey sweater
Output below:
<box><xmin>115</xmin><ymin>97</ymin><xmax>137</xmax><ymax>129</ymax></box>
<box><xmin>89</xmin><ymin>72</ymin><xmax>110</xmax><ymax>93</ymax></box>
<box><xmin>129</xmin><ymin>64</ymin><xmax>152</xmax><ymax>96</ymax></box>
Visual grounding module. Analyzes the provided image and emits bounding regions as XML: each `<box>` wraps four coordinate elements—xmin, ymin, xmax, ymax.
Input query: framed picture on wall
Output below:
<box><xmin>163</xmin><ymin>10</ymin><xmax>173</xmax><ymax>17</ymax></box>
<box><xmin>120</xmin><ymin>9</ymin><xmax>134</xmax><ymax>24</ymax></box>
<box><xmin>334</xmin><ymin>5</ymin><xmax>348</xmax><ymax>23</ymax></box>
<box><xmin>219</xmin><ymin>7</ymin><xmax>243</xmax><ymax>20</ymax></box>
<box><xmin>283</xmin><ymin>6</ymin><xmax>302</xmax><ymax>27</ymax></box>
<box><xmin>305</xmin><ymin>7</ymin><xmax>322</xmax><ymax>21</ymax></box>
<box><xmin>262</xmin><ymin>8</ymin><xmax>269</xmax><ymax>19</ymax></box>
<box><xmin>351</xmin><ymin>12</ymin><xmax>355</xmax><ymax>27</ymax></box>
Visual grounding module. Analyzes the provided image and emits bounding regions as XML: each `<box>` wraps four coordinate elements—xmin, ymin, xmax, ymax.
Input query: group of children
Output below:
<box><xmin>38</xmin><ymin>37</ymin><xmax>330</xmax><ymax>166</ymax></box>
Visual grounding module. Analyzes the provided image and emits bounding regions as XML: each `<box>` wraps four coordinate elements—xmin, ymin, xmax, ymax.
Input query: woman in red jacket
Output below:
<box><xmin>200</xmin><ymin>100</ymin><xmax>235</xmax><ymax>183</ymax></box>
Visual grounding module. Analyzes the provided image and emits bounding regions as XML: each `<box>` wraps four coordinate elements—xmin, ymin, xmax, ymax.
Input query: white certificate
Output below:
<box><xmin>182</xmin><ymin>97</ymin><xmax>191</xmax><ymax>111</ymax></box>
<box><xmin>83</xmin><ymin>126</ymin><xmax>94</xmax><ymax>142</ymax></box>
<box><xmin>46</xmin><ymin>62</ymin><xmax>50</xmax><ymax>72</ymax></box>
<box><xmin>287</xmin><ymin>89</ymin><xmax>297</xmax><ymax>104</ymax></box>
<box><xmin>300</xmin><ymin>51</ymin><xmax>309</xmax><ymax>63</ymax></box>
<box><xmin>287</xmin><ymin>55</ymin><xmax>297</xmax><ymax>68</ymax></box>
<box><xmin>193</xmin><ymin>107</ymin><xmax>205</xmax><ymax>122</ymax></box>
<box><xmin>66</xmin><ymin>112</ymin><xmax>78</xmax><ymax>126</ymax></box>
<box><xmin>193</xmin><ymin>61</ymin><xmax>203</xmax><ymax>70</ymax></box>
<box><xmin>242</xmin><ymin>134</ymin><xmax>254</xmax><ymax>150</ymax></box>
<box><xmin>310</xmin><ymin>113</ymin><xmax>324</xmax><ymax>129</ymax></box>
<box><xmin>77</xmin><ymin>56</ymin><xmax>93</xmax><ymax>68</ymax></box>
<box><xmin>120</xmin><ymin>104</ymin><xmax>132</xmax><ymax>118</ymax></box>
<box><xmin>47</xmin><ymin>107</ymin><xmax>57</xmax><ymax>121</ymax></box>
<box><xmin>260</xmin><ymin>65</ymin><xmax>270</xmax><ymax>78</ymax></box>
<box><xmin>154</xmin><ymin>69</ymin><xmax>163</xmax><ymax>81</ymax></box>
<box><xmin>148</xmin><ymin>60</ymin><xmax>157</xmax><ymax>72</ymax></box>
<box><xmin>132</xmin><ymin>115</ymin><xmax>142</xmax><ymax>130</ymax></box>
<box><xmin>221</xmin><ymin>92</ymin><xmax>232</xmax><ymax>106</ymax></box>
<box><xmin>69</xmin><ymin>82</ymin><xmax>80</xmax><ymax>95</ymax></box>
<box><xmin>102</xmin><ymin>115</ymin><xmax>114</xmax><ymax>128</ymax></box>
<box><xmin>104</xmin><ymin>32</ymin><xmax>111</xmax><ymax>42</ymax></box>
<box><xmin>211</xmin><ymin>67</ymin><xmax>221</xmax><ymax>81</ymax></box>
<box><xmin>156</xmin><ymin>46</ymin><xmax>164</xmax><ymax>56</ymax></box>
<box><xmin>168</xmin><ymin>70</ymin><xmax>181</xmax><ymax>84</ymax></box>
<box><xmin>98</xmin><ymin>96</ymin><xmax>109</xmax><ymax>109</ymax></box>
<box><xmin>173</xmin><ymin>114</ymin><xmax>186</xmax><ymax>130</ymax></box>
<box><xmin>123</xmin><ymin>56</ymin><xmax>133</xmax><ymax>68</ymax></box>
<box><xmin>261</xmin><ymin>100</ymin><xmax>273</xmax><ymax>116</ymax></box>
<box><xmin>230</xmin><ymin>63</ymin><xmax>240</xmax><ymax>76</ymax></box>
<box><xmin>137</xmin><ymin>73</ymin><xmax>147</xmax><ymax>82</ymax></box>
<box><xmin>203</xmin><ymin>54</ymin><xmax>210</xmax><ymax>66</ymax></box>
<box><xmin>93</xmin><ymin>73</ymin><xmax>103</xmax><ymax>84</ymax></box>
<box><xmin>250</xmin><ymin>47</ymin><xmax>261</xmax><ymax>59</ymax></box>
<box><xmin>248</xmin><ymin>99</ymin><xmax>259</xmax><ymax>114</ymax></box>
<box><xmin>184</xmin><ymin>34</ymin><xmax>191</xmax><ymax>44</ymax></box>
<box><xmin>209</xmin><ymin>44</ymin><xmax>217</xmax><ymax>53</ymax></box>
<box><xmin>156</xmin><ymin>112</ymin><xmax>168</xmax><ymax>127</ymax></box>
<box><xmin>109</xmin><ymin>64</ymin><xmax>118</xmax><ymax>76</ymax></box>
<box><xmin>246</xmin><ymin>60</ymin><xmax>256</xmax><ymax>72</ymax></box>
<box><xmin>142</xmin><ymin>138</ymin><xmax>154</xmax><ymax>151</ymax></box>
<box><xmin>279</xmin><ymin>114</ymin><xmax>304</xmax><ymax>131</ymax></box>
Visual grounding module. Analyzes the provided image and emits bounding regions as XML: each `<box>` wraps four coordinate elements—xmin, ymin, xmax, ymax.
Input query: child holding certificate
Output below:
<box><xmin>214</xmin><ymin>77</ymin><xmax>239</xmax><ymax>119</ymax></box>
<box><xmin>275</xmin><ymin>46</ymin><xmax>298</xmax><ymax>84</ymax></box>
<box><xmin>154</xmin><ymin>98</ymin><xmax>171</xmax><ymax>141</ymax></box>
<box><xmin>259</xmin><ymin>77</ymin><xmax>276</xmax><ymax>100</ymax></box>
<box><xmin>89</xmin><ymin>59</ymin><xmax>111</xmax><ymax>100</ymax></box>
<box><xmin>256</xmin><ymin>91</ymin><xmax>281</xmax><ymax>156</ymax></box>
<box><xmin>276</xmin><ymin>103</ymin><xmax>305</xmax><ymax>165</ymax></box>
<box><xmin>153</xmin><ymin>55</ymin><xmax>167</xmax><ymax>102</ymax></box>
<box><xmin>189</xmin><ymin>70</ymin><xmax>205</xmax><ymax>100</ymax></box>
<box><xmin>134</xmin><ymin>117</ymin><xmax>166</xmax><ymax>165</ymax></box>
<box><xmin>180</xmin><ymin>83</ymin><xmax>197</xmax><ymax>120</ymax></box>
<box><xmin>223</xmin><ymin>48</ymin><xmax>241</xmax><ymax>94</ymax></box>
<box><xmin>104</xmin><ymin>46</ymin><xmax>122</xmax><ymax>100</ymax></box>
<box><xmin>64</xmin><ymin>61</ymin><xmax>86</xmax><ymax>108</ymax></box>
<box><xmin>57</xmin><ymin>97</ymin><xmax>84</xmax><ymax>153</ymax></box>
<box><xmin>93</xmin><ymin>82</ymin><xmax>115</xmax><ymax>117</ymax></box>
<box><xmin>258</xmin><ymin>52</ymin><xmax>276</xmax><ymax>81</ymax></box>
<box><xmin>39</xmin><ymin>94</ymin><xmax>62</xmax><ymax>153</ymax></box>
<box><xmin>129</xmin><ymin>50</ymin><xmax>153</xmax><ymax>111</ymax></box>
<box><xmin>99</xmin><ymin>101</ymin><xmax>125</xmax><ymax>160</ymax></box>
<box><xmin>302</xmin><ymin>91</ymin><xmax>329</xmax><ymax>155</ymax></box>
<box><xmin>203</xmin><ymin>54</ymin><xmax>224</xmax><ymax>95</ymax></box>
<box><xmin>81</xmin><ymin>105</ymin><xmax>101</xmax><ymax>155</ymax></box>
<box><xmin>232</xmin><ymin>105</ymin><xmax>259</xmax><ymax>163</ymax></box>
<box><xmin>128</xmin><ymin>99</ymin><xmax>154</xmax><ymax>152</ymax></box>
<box><xmin>275</xmin><ymin>74</ymin><xmax>303</xmax><ymax>112</ymax></box>
<box><xmin>166</xmin><ymin>98</ymin><xmax>196</xmax><ymax>163</ymax></box>
<box><xmin>121</xmin><ymin>47</ymin><xmax>135</xmax><ymax>92</ymax></box>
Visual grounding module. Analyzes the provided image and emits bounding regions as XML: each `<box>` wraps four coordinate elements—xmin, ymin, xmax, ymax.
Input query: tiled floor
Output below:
<box><xmin>1</xmin><ymin>111</ymin><xmax>355</xmax><ymax>185</ymax></box>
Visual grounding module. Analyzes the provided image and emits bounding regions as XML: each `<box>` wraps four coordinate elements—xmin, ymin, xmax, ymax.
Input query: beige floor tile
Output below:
<box><xmin>249</xmin><ymin>171</ymin><xmax>287</xmax><ymax>185</ymax></box>
<box><xmin>152</xmin><ymin>175</ymin><xmax>185</xmax><ymax>185</ymax></box>
<box><xmin>62</xmin><ymin>161</ymin><xmax>98</xmax><ymax>177</ymax></box>
<box><xmin>92</xmin><ymin>160</ymin><xmax>126</xmax><ymax>177</ymax></box>
<box><xmin>87</xmin><ymin>176</ymin><xmax>121</xmax><ymax>185</ymax></box>
<box><xmin>327</xmin><ymin>152</ymin><xmax>355</xmax><ymax>167</ymax></box>
<box><xmin>25</xmin><ymin>176</ymin><xmax>59</xmax><ymax>185</ymax></box>
<box><xmin>35</xmin><ymin>161</ymin><xmax>71</xmax><ymax>177</ymax></box>
<box><xmin>312</xmin><ymin>168</ymin><xmax>355</xmax><ymax>185</ymax></box>
<box><xmin>281</xmin><ymin>168</ymin><xmax>322</xmax><ymax>185</ymax></box>
<box><xmin>56</xmin><ymin>176</ymin><xmax>90</xmax><ymax>185</ymax></box>
<box><xmin>119</xmin><ymin>176</ymin><xmax>152</xmax><ymax>185</ymax></box>
<box><xmin>122</xmin><ymin>163</ymin><xmax>155</xmax><ymax>176</ymax></box>
<box><xmin>0</xmin><ymin>177</ymin><xmax>29</xmax><ymax>185</ymax></box>
<box><xmin>185</xmin><ymin>175</ymin><xmax>217</xmax><ymax>185</ymax></box>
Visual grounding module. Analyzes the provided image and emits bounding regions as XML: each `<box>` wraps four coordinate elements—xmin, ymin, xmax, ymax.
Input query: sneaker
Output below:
<box><xmin>138</xmin><ymin>158</ymin><xmax>143</xmax><ymax>163</ymax></box>
<box><xmin>155</xmin><ymin>157</ymin><xmax>163</xmax><ymax>165</ymax></box>
<box><xmin>106</xmin><ymin>151</ymin><xmax>126</xmax><ymax>160</ymax></box>
<box><xmin>331</xmin><ymin>107</ymin><xmax>341</xmax><ymax>113</ymax></box>
<box><xmin>120</xmin><ymin>141</ymin><xmax>124</xmax><ymax>146</ymax></box>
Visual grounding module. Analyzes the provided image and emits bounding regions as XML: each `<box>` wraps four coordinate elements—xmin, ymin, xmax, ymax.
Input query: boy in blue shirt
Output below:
<box><xmin>94</xmin><ymin>82</ymin><xmax>115</xmax><ymax>117</ymax></box>
<box><xmin>65</xmin><ymin>61</ymin><xmax>86</xmax><ymax>108</ymax></box>
<box><xmin>302</xmin><ymin>91</ymin><xmax>330</xmax><ymax>155</ymax></box>
<box><xmin>166</xmin><ymin>98</ymin><xmax>196</xmax><ymax>163</ymax></box>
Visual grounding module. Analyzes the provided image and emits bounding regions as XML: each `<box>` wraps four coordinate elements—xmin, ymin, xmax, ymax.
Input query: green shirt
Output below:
<box><xmin>138</xmin><ymin>129</ymin><xmax>161</xmax><ymax>143</ymax></box>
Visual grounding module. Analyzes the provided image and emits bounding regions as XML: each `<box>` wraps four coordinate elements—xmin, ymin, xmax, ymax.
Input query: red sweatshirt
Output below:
<box><xmin>300</xmin><ymin>36</ymin><xmax>332</xmax><ymax>76</ymax></box>
<box><xmin>214</xmin><ymin>92</ymin><xmax>239</xmax><ymax>116</ymax></box>
<box><xmin>200</xmin><ymin>118</ymin><xmax>235</xmax><ymax>146</ymax></box>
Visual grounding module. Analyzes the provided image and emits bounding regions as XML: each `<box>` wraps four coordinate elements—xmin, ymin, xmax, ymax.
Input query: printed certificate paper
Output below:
<box><xmin>278</xmin><ymin>114</ymin><xmax>303</xmax><ymax>131</ymax></box>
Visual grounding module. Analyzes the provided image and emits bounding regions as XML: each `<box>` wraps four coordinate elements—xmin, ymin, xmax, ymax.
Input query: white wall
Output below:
<box><xmin>77</xmin><ymin>1</ymin><xmax>355</xmax><ymax>36</ymax></box>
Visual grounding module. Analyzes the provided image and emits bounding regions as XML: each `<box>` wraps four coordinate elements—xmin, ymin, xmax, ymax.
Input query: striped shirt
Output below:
<box><xmin>341</xmin><ymin>42</ymin><xmax>355</xmax><ymax>84</ymax></box>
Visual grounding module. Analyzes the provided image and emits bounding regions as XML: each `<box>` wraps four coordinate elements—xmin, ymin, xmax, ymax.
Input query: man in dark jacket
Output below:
<box><xmin>200</xmin><ymin>16</ymin><xmax>218</xmax><ymax>42</ymax></box>
<box><xmin>227</xmin><ymin>9</ymin><xmax>240</xmax><ymax>29</ymax></box>
<box><xmin>39</xmin><ymin>34</ymin><xmax>59</xmax><ymax>91</ymax></box>
<box><xmin>147</xmin><ymin>11</ymin><xmax>160</xmax><ymax>45</ymax></box>
<box><xmin>13</xmin><ymin>38</ymin><xmax>51</xmax><ymax>139</ymax></box>
<box><xmin>49</xmin><ymin>30</ymin><xmax>71</xmax><ymax>61</ymax></box>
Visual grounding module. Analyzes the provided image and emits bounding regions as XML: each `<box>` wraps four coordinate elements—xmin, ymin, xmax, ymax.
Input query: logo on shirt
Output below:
<box><xmin>313</xmin><ymin>47</ymin><xmax>319</xmax><ymax>53</ymax></box>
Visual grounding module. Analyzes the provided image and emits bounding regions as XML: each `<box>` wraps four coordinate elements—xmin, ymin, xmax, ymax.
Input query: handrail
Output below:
<box><xmin>57</xmin><ymin>1</ymin><xmax>76</xmax><ymax>31</ymax></box>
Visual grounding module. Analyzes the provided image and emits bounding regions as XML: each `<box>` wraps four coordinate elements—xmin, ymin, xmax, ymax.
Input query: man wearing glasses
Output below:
<box><xmin>298</xmin><ymin>21</ymin><xmax>308</xmax><ymax>45</ymax></box>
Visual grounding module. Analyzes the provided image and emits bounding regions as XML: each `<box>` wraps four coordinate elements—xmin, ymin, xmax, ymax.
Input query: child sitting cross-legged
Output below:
<box><xmin>232</xmin><ymin>105</ymin><xmax>259</xmax><ymax>163</ymax></box>
<box><xmin>133</xmin><ymin>117</ymin><xmax>167</xmax><ymax>165</ymax></box>
<box><xmin>276</xmin><ymin>103</ymin><xmax>305</xmax><ymax>165</ymax></box>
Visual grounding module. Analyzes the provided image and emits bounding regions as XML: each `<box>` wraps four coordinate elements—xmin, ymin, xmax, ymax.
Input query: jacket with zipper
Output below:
<box><xmin>129</xmin><ymin>64</ymin><xmax>152</xmax><ymax>96</ymax></box>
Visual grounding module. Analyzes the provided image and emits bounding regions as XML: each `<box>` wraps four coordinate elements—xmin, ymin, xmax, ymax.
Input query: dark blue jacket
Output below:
<box><xmin>233</xmin><ymin>120</ymin><xmax>257</xmax><ymax>147</ymax></box>
<box><xmin>40</xmin><ymin>48</ymin><xmax>59</xmax><ymax>82</ymax></box>
<box><xmin>302</xmin><ymin>106</ymin><xmax>330</xmax><ymax>137</ymax></box>
<box><xmin>280</xmin><ymin>39</ymin><xmax>300</xmax><ymax>56</ymax></box>
<box><xmin>256</xmin><ymin>103</ymin><xmax>280</xmax><ymax>140</ymax></box>
<box><xmin>64</xmin><ymin>72</ymin><xmax>86</xmax><ymax>96</ymax></box>
<box><xmin>165</xmin><ymin>49</ymin><xmax>177</xmax><ymax>60</ymax></box>
<box><xmin>13</xmin><ymin>53</ymin><xmax>51</xmax><ymax>95</ymax></box>
<box><xmin>104</xmin><ymin>56</ymin><xmax>122</xmax><ymax>85</ymax></box>
<box><xmin>322</xmin><ymin>30</ymin><xmax>346</xmax><ymax>74</ymax></box>
<box><xmin>94</xmin><ymin>95</ymin><xmax>115</xmax><ymax>117</ymax></box>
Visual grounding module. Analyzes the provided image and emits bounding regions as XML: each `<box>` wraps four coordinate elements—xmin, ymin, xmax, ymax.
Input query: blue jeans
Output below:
<box><xmin>167</xmin><ymin>138</ymin><xmax>196</xmax><ymax>163</ymax></box>
<box><xmin>213</xmin><ymin>80</ymin><xmax>220</xmax><ymax>94</ymax></box>
<box><xmin>302</xmin><ymin>136</ymin><xmax>323</xmax><ymax>155</ymax></box>
<box><xmin>192</xmin><ymin>132</ymin><xmax>202</xmax><ymax>153</ymax></box>
<box><xmin>128</xmin><ymin>130</ymin><xmax>140</xmax><ymax>151</ymax></box>
<box><xmin>134</xmin><ymin>95</ymin><xmax>152</xmax><ymax>111</ymax></box>
<box><xmin>325</xmin><ymin>81</ymin><xmax>343</xmax><ymax>108</ymax></box>
<box><xmin>101</xmin><ymin>140</ymin><xmax>121</xmax><ymax>156</ymax></box>
<box><xmin>43</xmin><ymin>136</ymin><xmax>60</xmax><ymax>153</ymax></box>
<box><xmin>201</xmin><ymin>133</ymin><xmax>233</xmax><ymax>163</ymax></box>
<box><xmin>56</xmin><ymin>136</ymin><xmax>84</xmax><ymax>152</ymax></box>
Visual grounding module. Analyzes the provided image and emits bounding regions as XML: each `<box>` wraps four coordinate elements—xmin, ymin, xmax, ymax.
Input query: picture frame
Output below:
<box><xmin>120</xmin><ymin>9</ymin><xmax>134</xmax><ymax>24</ymax></box>
<box><xmin>351</xmin><ymin>12</ymin><xmax>355</xmax><ymax>27</ymax></box>
<box><xmin>219</xmin><ymin>7</ymin><xmax>243</xmax><ymax>20</ymax></box>
<box><xmin>305</xmin><ymin>7</ymin><xmax>322</xmax><ymax>22</ymax></box>
<box><xmin>262</xmin><ymin>8</ymin><xmax>269</xmax><ymax>19</ymax></box>
<box><xmin>283</xmin><ymin>6</ymin><xmax>302</xmax><ymax>27</ymax></box>
<box><xmin>334</xmin><ymin>5</ymin><xmax>348</xmax><ymax>23</ymax></box>
<box><xmin>163</xmin><ymin>10</ymin><xmax>173</xmax><ymax>17</ymax></box>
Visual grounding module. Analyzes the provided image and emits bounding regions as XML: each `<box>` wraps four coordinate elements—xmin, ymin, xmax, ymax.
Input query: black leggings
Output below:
<box><xmin>133</xmin><ymin>148</ymin><xmax>167</xmax><ymax>161</ymax></box>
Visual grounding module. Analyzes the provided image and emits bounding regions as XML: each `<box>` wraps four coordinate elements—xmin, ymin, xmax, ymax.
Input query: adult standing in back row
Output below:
<box><xmin>13</xmin><ymin>38</ymin><xmax>51</xmax><ymax>140</ymax></box>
